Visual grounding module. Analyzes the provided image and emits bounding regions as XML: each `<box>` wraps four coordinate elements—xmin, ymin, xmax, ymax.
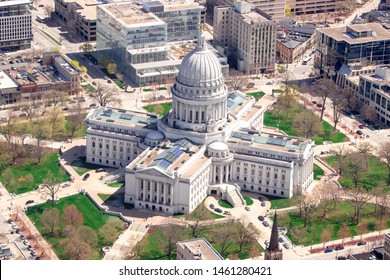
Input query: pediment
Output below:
<box><xmin>136</xmin><ymin>167</ymin><xmax>174</xmax><ymax>179</ymax></box>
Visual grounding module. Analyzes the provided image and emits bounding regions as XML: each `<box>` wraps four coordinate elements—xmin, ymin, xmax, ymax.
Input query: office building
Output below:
<box><xmin>213</xmin><ymin>1</ymin><xmax>276</xmax><ymax>73</ymax></box>
<box><xmin>0</xmin><ymin>0</ymin><xmax>32</xmax><ymax>51</ymax></box>
<box><xmin>286</xmin><ymin>0</ymin><xmax>346</xmax><ymax>15</ymax></box>
<box><xmin>177</xmin><ymin>238</ymin><xmax>224</xmax><ymax>260</ymax></box>
<box><xmin>316</xmin><ymin>23</ymin><xmax>390</xmax><ymax>77</ymax></box>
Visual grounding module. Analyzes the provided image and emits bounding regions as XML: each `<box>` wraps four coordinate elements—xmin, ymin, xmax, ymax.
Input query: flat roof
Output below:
<box><xmin>242</xmin><ymin>11</ymin><xmax>270</xmax><ymax>24</ymax></box>
<box><xmin>157</xmin><ymin>0</ymin><xmax>200</xmax><ymax>12</ymax></box>
<box><xmin>131</xmin><ymin>59</ymin><xmax>181</xmax><ymax>70</ymax></box>
<box><xmin>277</xmin><ymin>39</ymin><xmax>301</xmax><ymax>49</ymax></box>
<box><xmin>177</xmin><ymin>238</ymin><xmax>224</xmax><ymax>260</ymax></box>
<box><xmin>0</xmin><ymin>0</ymin><xmax>31</xmax><ymax>8</ymax></box>
<box><xmin>103</xmin><ymin>3</ymin><xmax>165</xmax><ymax>27</ymax></box>
<box><xmin>78</xmin><ymin>5</ymin><xmax>97</xmax><ymax>20</ymax></box>
<box><xmin>54</xmin><ymin>56</ymin><xmax>80</xmax><ymax>75</ymax></box>
<box><xmin>228</xmin><ymin>130</ymin><xmax>311</xmax><ymax>153</ymax></box>
<box><xmin>0</xmin><ymin>71</ymin><xmax>18</xmax><ymax>89</ymax></box>
<box><xmin>89</xmin><ymin>107</ymin><xmax>157</xmax><ymax>127</ymax></box>
<box><xmin>318</xmin><ymin>23</ymin><xmax>390</xmax><ymax>44</ymax></box>
<box><xmin>227</xmin><ymin>91</ymin><xmax>253</xmax><ymax>114</ymax></box>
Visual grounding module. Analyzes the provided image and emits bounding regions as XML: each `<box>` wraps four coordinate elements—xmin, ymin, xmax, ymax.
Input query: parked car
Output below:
<box><xmin>96</xmin><ymin>168</ymin><xmax>105</xmax><ymax>173</ymax></box>
<box><xmin>11</xmin><ymin>224</ymin><xmax>18</xmax><ymax>229</ymax></box>
<box><xmin>209</xmin><ymin>204</ymin><xmax>215</xmax><ymax>209</ymax></box>
<box><xmin>19</xmin><ymin>112</ymin><xmax>27</xmax><ymax>117</ymax></box>
<box><xmin>358</xmin><ymin>124</ymin><xmax>364</xmax><ymax>129</ymax></box>
<box><xmin>335</xmin><ymin>244</ymin><xmax>344</xmax><ymax>251</ymax></box>
<box><xmin>214</xmin><ymin>208</ymin><xmax>222</xmax><ymax>213</ymax></box>
<box><xmin>316</xmin><ymin>103</ymin><xmax>323</xmax><ymax>108</ymax></box>
<box><xmin>61</xmin><ymin>183</ymin><xmax>70</xmax><ymax>188</ymax></box>
<box><xmin>107</xmin><ymin>80</ymin><xmax>112</xmax><ymax>83</ymax></box>
<box><xmin>7</xmin><ymin>219</ymin><xmax>13</xmax><ymax>224</ymax></box>
<box><xmin>357</xmin><ymin>241</ymin><xmax>367</xmax><ymax>246</ymax></box>
<box><xmin>356</xmin><ymin>130</ymin><xmax>363</xmax><ymax>135</ymax></box>
<box><xmin>336</xmin><ymin>256</ymin><xmax>347</xmax><ymax>260</ymax></box>
<box><xmin>245</xmin><ymin>206</ymin><xmax>251</xmax><ymax>211</ymax></box>
<box><xmin>19</xmin><ymin>234</ymin><xmax>25</xmax><ymax>240</ymax></box>
<box><xmin>266</xmin><ymin>81</ymin><xmax>273</xmax><ymax>85</ymax></box>
<box><xmin>264</xmin><ymin>240</ymin><xmax>270</xmax><ymax>247</ymax></box>
<box><xmin>89</xmin><ymin>103</ymin><xmax>97</xmax><ymax>107</ymax></box>
<box><xmin>312</xmin><ymin>100</ymin><xmax>317</xmax><ymax>104</ymax></box>
<box><xmin>283</xmin><ymin>243</ymin><xmax>290</xmax><ymax>249</ymax></box>
<box><xmin>82</xmin><ymin>173</ymin><xmax>90</xmax><ymax>181</ymax></box>
<box><xmin>30</xmin><ymin>251</ymin><xmax>37</xmax><ymax>257</ymax></box>
<box><xmin>261</xmin><ymin>202</ymin><xmax>266</xmax><ymax>207</ymax></box>
<box><xmin>23</xmin><ymin>240</ymin><xmax>30</xmax><ymax>246</ymax></box>
<box><xmin>258</xmin><ymin>196</ymin><xmax>264</xmax><ymax>202</ymax></box>
<box><xmin>223</xmin><ymin>211</ymin><xmax>231</xmax><ymax>215</ymax></box>
<box><xmin>258</xmin><ymin>215</ymin><xmax>265</xmax><ymax>221</ymax></box>
<box><xmin>262</xmin><ymin>221</ymin><xmax>270</xmax><ymax>227</ymax></box>
<box><xmin>278</xmin><ymin>237</ymin><xmax>285</xmax><ymax>243</ymax></box>
<box><xmin>25</xmin><ymin>200</ymin><xmax>34</xmax><ymax>205</ymax></box>
<box><xmin>324</xmin><ymin>247</ymin><xmax>333</xmax><ymax>253</ymax></box>
<box><xmin>15</xmin><ymin>228</ymin><xmax>21</xmax><ymax>234</ymax></box>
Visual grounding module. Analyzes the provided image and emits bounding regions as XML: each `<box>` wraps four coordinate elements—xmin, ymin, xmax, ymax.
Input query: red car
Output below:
<box><xmin>358</xmin><ymin>124</ymin><xmax>364</xmax><ymax>129</ymax></box>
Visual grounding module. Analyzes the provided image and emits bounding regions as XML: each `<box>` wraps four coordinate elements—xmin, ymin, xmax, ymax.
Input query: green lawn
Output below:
<box><xmin>136</xmin><ymin>222</ymin><xmax>263</xmax><ymax>260</ymax></box>
<box><xmin>247</xmin><ymin>91</ymin><xmax>266</xmax><ymax>100</ymax></box>
<box><xmin>325</xmin><ymin>155</ymin><xmax>389</xmax><ymax>191</ymax></box>
<box><xmin>98</xmin><ymin>193</ymin><xmax>111</xmax><ymax>202</ymax></box>
<box><xmin>70</xmin><ymin>157</ymin><xmax>102</xmax><ymax>176</ymax></box>
<box><xmin>185</xmin><ymin>202</ymin><xmax>225</xmax><ymax>220</ymax></box>
<box><xmin>40</xmin><ymin>29</ymin><xmax>61</xmax><ymax>46</ymax></box>
<box><xmin>143</xmin><ymin>88</ymin><xmax>152</xmax><ymax>92</ymax></box>
<box><xmin>278</xmin><ymin>200</ymin><xmax>390</xmax><ymax>246</ymax></box>
<box><xmin>264</xmin><ymin>101</ymin><xmax>347</xmax><ymax>144</ymax></box>
<box><xmin>82</xmin><ymin>84</ymin><xmax>96</xmax><ymax>92</ymax></box>
<box><xmin>243</xmin><ymin>196</ymin><xmax>254</xmax><ymax>206</ymax></box>
<box><xmin>0</xmin><ymin>153</ymin><xmax>69</xmax><ymax>194</ymax></box>
<box><xmin>263</xmin><ymin>195</ymin><xmax>300</xmax><ymax>209</ymax></box>
<box><xmin>218</xmin><ymin>199</ymin><xmax>233</xmax><ymax>208</ymax></box>
<box><xmin>107</xmin><ymin>182</ymin><xmax>124</xmax><ymax>188</ymax></box>
<box><xmin>158</xmin><ymin>87</ymin><xmax>167</xmax><ymax>90</ymax></box>
<box><xmin>26</xmin><ymin>194</ymin><xmax>122</xmax><ymax>259</ymax></box>
<box><xmin>115</xmin><ymin>80</ymin><xmax>125</xmax><ymax>90</ymax></box>
<box><xmin>313</xmin><ymin>164</ymin><xmax>325</xmax><ymax>180</ymax></box>
<box><xmin>143</xmin><ymin>103</ymin><xmax>172</xmax><ymax>116</ymax></box>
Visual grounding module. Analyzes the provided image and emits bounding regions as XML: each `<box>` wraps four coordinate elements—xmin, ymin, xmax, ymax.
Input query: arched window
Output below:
<box><xmin>99</xmin><ymin>143</ymin><xmax>102</xmax><ymax>149</ymax></box>
<box><xmin>120</xmin><ymin>147</ymin><xmax>123</xmax><ymax>152</ymax></box>
<box><xmin>106</xmin><ymin>144</ymin><xmax>109</xmax><ymax>150</ymax></box>
<box><xmin>113</xmin><ymin>145</ymin><xmax>117</xmax><ymax>151</ymax></box>
<box><xmin>92</xmin><ymin>142</ymin><xmax>95</xmax><ymax>148</ymax></box>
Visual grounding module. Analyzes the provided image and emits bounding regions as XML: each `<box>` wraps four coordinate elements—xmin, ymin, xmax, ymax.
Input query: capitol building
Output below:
<box><xmin>84</xmin><ymin>34</ymin><xmax>314</xmax><ymax>214</ymax></box>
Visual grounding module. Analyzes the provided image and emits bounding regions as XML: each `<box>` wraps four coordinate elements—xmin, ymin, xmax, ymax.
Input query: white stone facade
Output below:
<box><xmin>85</xmin><ymin>34</ymin><xmax>314</xmax><ymax>215</ymax></box>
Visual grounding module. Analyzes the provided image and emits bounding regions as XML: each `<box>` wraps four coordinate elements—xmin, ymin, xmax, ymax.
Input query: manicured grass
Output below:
<box><xmin>143</xmin><ymin>103</ymin><xmax>172</xmax><ymax>116</ymax></box>
<box><xmin>70</xmin><ymin>157</ymin><xmax>102</xmax><ymax>176</ymax></box>
<box><xmin>158</xmin><ymin>87</ymin><xmax>167</xmax><ymax>90</ymax></box>
<box><xmin>185</xmin><ymin>202</ymin><xmax>225</xmax><ymax>220</ymax></box>
<box><xmin>80</xmin><ymin>76</ymin><xmax>86</xmax><ymax>83</ymax></box>
<box><xmin>107</xmin><ymin>182</ymin><xmax>124</xmax><ymax>188</ymax></box>
<box><xmin>136</xmin><ymin>222</ymin><xmax>263</xmax><ymax>260</ymax></box>
<box><xmin>278</xmin><ymin>200</ymin><xmax>390</xmax><ymax>246</ymax></box>
<box><xmin>98</xmin><ymin>193</ymin><xmax>111</xmax><ymax>202</ymax></box>
<box><xmin>82</xmin><ymin>84</ymin><xmax>96</xmax><ymax>92</ymax></box>
<box><xmin>325</xmin><ymin>155</ymin><xmax>389</xmax><ymax>191</ymax></box>
<box><xmin>218</xmin><ymin>199</ymin><xmax>233</xmax><ymax>209</ymax></box>
<box><xmin>263</xmin><ymin>195</ymin><xmax>300</xmax><ymax>209</ymax></box>
<box><xmin>247</xmin><ymin>91</ymin><xmax>266</xmax><ymax>100</ymax></box>
<box><xmin>313</xmin><ymin>164</ymin><xmax>324</xmax><ymax>180</ymax></box>
<box><xmin>115</xmin><ymin>80</ymin><xmax>125</xmax><ymax>90</ymax></box>
<box><xmin>243</xmin><ymin>196</ymin><xmax>254</xmax><ymax>206</ymax></box>
<box><xmin>26</xmin><ymin>194</ymin><xmax>122</xmax><ymax>259</ymax></box>
<box><xmin>264</xmin><ymin>100</ymin><xmax>347</xmax><ymax>144</ymax></box>
<box><xmin>143</xmin><ymin>88</ymin><xmax>152</xmax><ymax>92</ymax></box>
<box><xmin>40</xmin><ymin>29</ymin><xmax>61</xmax><ymax>46</ymax></box>
<box><xmin>0</xmin><ymin>153</ymin><xmax>68</xmax><ymax>194</ymax></box>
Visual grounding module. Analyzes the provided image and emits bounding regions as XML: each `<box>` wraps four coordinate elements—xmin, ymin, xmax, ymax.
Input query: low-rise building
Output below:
<box><xmin>385</xmin><ymin>232</ymin><xmax>390</xmax><ymax>260</ymax></box>
<box><xmin>0</xmin><ymin>70</ymin><xmax>19</xmax><ymax>103</ymax></box>
<box><xmin>177</xmin><ymin>238</ymin><xmax>224</xmax><ymax>260</ymax></box>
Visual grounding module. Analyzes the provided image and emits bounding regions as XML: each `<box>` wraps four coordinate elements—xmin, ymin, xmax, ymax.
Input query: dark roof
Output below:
<box><xmin>268</xmin><ymin>211</ymin><xmax>280</xmax><ymax>251</ymax></box>
<box><xmin>277</xmin><ymin>39</ymin><xmax>301</xmax><ymax>49</ymax></box>
<box><xmin>279</xmin><ymin>19</ymin><xmax>316</xmax><ymax>36</ymax></box>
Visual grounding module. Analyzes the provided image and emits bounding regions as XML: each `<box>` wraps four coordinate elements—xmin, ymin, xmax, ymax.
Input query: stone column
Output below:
<box><xmin>169</xmin><ymin>184</ymin><xmax>173</xmax><ymax>206</ymax></box>
<box><xmin>143</xmin><ymin>179</ymin><xmax>147</xmax><ymax>201</ymax></box>
<box><xmin>163</xmin><ymin>183</ymin><xmax>167</xmax><ymax>205</ymax></box>
<box><xmin>220</xmin><ymin>166</ymin><xmax>223</xmax><ymax>184</ymax></box>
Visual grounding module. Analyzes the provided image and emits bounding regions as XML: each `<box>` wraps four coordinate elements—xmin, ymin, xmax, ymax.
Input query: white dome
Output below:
<box><xmin>176</xmin><ymin>34</ymin><xmax>223</xmax><ymax>88</ymax></box>
<box><xmin>146</xmin><ymin>131</ymin><xmax>165</xmax><ymax>141</ymax></box>
<box><xmin>208</xmin><ymin>142</ymin><xmax>228</xmax><ymax>152</ymax></box>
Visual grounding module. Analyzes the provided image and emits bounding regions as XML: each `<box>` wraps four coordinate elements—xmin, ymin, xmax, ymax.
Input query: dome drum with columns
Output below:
<box><xmin>166</xmin><ymin>34</ymin><xmax>228</xmax><ymax>136</ymax></box>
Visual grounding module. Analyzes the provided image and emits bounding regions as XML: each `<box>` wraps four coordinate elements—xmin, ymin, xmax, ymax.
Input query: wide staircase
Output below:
<box><xmin>225</xmin><ymin>184</ymin><xmax>245</xmax><ymax>207</ymax></box>
<box><xmin>102</xmin><ymin>168</ymin><xmax>125</xmax><ymax>184</ymax></box>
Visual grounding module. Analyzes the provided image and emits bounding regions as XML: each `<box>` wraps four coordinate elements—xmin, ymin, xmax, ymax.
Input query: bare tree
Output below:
<box><xmin>235</xmin><ymin>221</ymin><xmax>260</xmax><ymax>252</ymax></box>
<box><xmin>356</xmin><ymin>142</ymin><xmax>373</xmax><ymax>171</ymax></box>
<box><xmin>44</xmin><ymin>5</ymin><xmax>54</xmax><ymax>18</ymax></box>
<box><xmin>378</xmin><ymin>191</ymin><xmax>389</xmax><ymax>222</ymax></box>
<box><xmin>62</xmin><ymin>205</ymin><xmax>84</xmax><ymax>229</ymax></box>
<box><xmin>41</xmin><ymin>208</ymin><xmax>60</xmax><ymax>235</ymax></box>
<box><xmin>185</xmin><ymin>205</ymin><xmax>213</xmax><ymax>238</ymax></box>
<box><xmin>312</xmin><ymin>78</ymin><xmax>335</xmax><ymax>120</ymax></box>
<box><xmin>333</xmin><ymin>145</ymin><xmax>349</xmax><ymax>176</ymax></box>
<box><xmin>377</xmin><ymin>142</ymin><xmax>390</xmax><ymax>186</ymax></box>
<box><xmin>227</xmin><ymin>69</ymin><xmax>249</xmax><ymax>91</ymax></box>
<box><xmin>313</xmin><ymin>182</ymin><xmax>337</xmax><ymax>217</ymax></box>
<box><xmin>46</xmin><ymin>107</ymin><xmax>66</xmax><ymax>139</ymax></box>
<box><xmin>41</xmin><ymin>171</ymin><xmax>63</xmax><ymax>208</ymax></box>
<box><xmin>31</xmin><ymin>119</ymin><xmax>50</xmax><ymax>164</ymax></box>
<box><xmin>99</xmin><ymin>219</ymin><xmax>122</xmax><ymax>245</ymax></box>
<box><xmin>159</xmin><ymin>223</ymin><xmax>181</xmax><ymax>260</ymax></box>
<box><xmin>67</xmin><ymin>104</ymin><xmax>85</xmax><ymax>142</ymax></box>
<box><xmin>20</xmin><ymin>99</ymin><xmax>41</xmax><ymax>124</ymax></box>
<box><xmin>330</xmin><ymin>86</ymin><xmax>347</xmax><ymax>130</ymax></box>
<box><xmin>293</xmin><ymin>110</ymin><xmax>324</xmax><ymax>139</ymax></box>
<box><xmin>89</xmin><ymin>82</ymin><xmax>121</xmax><ymax>107</ymax></box>
<box><xmin>357</xmin><ymin>221</ymin><xmax>368</xmax><ymax>241</ymax></box>
<box><xmin>2</xmin><ymin>169</ymin><xmax>15</xmax><ymax>188</ymax></box>
<box><xmin>362</xmin><ymin>105</ymin><xmax>377</xmax><ymax>122</ymax></box>
<box><xmin>280</xmin><ymin>71</ymin><xmax>300</xmax><ymax>113</ymax></box>
<box><xmin>337</xmin><ymin>224</ymin><xmax>351</xmax><ymax>245</ymax></box>
<box><xmin>75</xmin><ymin>226</ymin><xmax>98</xmax><ymax>247</ymax></box>
<box><xmin>43</xmin><ymin>90</ymin><xmax>67</xmax><ymax>107</ymax></box>
<box><xmin>213</xmin><ymin>220</ymin><xmax>236</xmax><ymax>257</ymax></box>
<box><xmin>347</xmin><ymin>188</ymin><xmax>374</xmax><ymax>225</ymax></box>
<box><xmin>64</xmin><ymin>238</ymin><xmax>92</xmax><ymax>260</ymax></box>
<box><xmin>298</xmin><ymin>194</ymin><xmax>316</xmax><ymax>227</ymax></box>
<box><xmin>344</xmin><ymin>152</ymin><xmax>365</xmax><ymax>188</ymax></box>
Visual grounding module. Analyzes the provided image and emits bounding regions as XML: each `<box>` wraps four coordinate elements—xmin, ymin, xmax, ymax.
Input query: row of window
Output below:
<box><xmin>242</xmin><ymin>184</ymin><xmax>285</xmax><ymax>196</ymax></box>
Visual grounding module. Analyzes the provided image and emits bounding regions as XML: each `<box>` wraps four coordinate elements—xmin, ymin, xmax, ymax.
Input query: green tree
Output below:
<box><xmin>285</xmin><ymin>4</ymin><xmax>291</xmax><ymax>17</ymax></box>
<box><xmin>79</xmin><ymin>42</ymin><xmax>93</xmax><ymax>54</ymax></box>
<box><xmin>2</xmin><ymin>168</ymin><xmax>15</xmax><ymax>188</ymax></box>
<box><xmin>41</xmin><ymin>208</ymin><xmax>60</xmax><ymax>234</ymax></box>
<box><xmin>106</xmin><ymin>63</ymin><xmax>117</xmax><ymax>76</ymax></box>
<box><xmin>99</xmin><ymin>219</ymin><xmax>122</xmax><ymax>245</ymax></box>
